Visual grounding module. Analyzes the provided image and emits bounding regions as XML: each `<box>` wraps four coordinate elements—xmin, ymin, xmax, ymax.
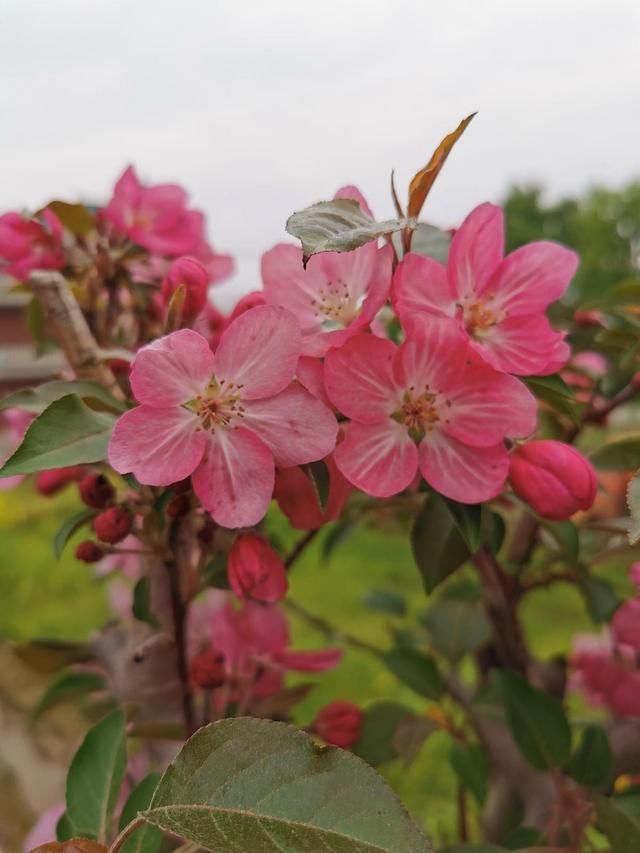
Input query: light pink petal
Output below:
<box><xmin>334</xmin><ymin>420</ymin><xmax>417</xmax><ymax>498</ymax></box>
<box><xmin>130</xmin><ymin>329</ymin><xmax>215</xmax><ymax>406</ymax></box>
<box><xmin>191</xmin><ymin>426</ymin><xmax>274</xmax><ymax>528</ymax></box>
<box><xmin>393</xmin><ymin>253</ymin><xmax>455</xmax><ymax>320</ymax></box>
<box><xmin>419</xmin><ymin>432</ymin><xmax>509</xmax><ymax>503</ymax></box>
<box><xmin>448</xmin><ymin>203</ymin><xmax>504</xmax><ymax>300</ymax></box>
<box><xmin>214</xmin><ymin>305</ymin><xmax>301</xmax><ymax>399</ymax></box>
<box><xmin>109</xmin><ymin>406</ymin><xmax>205</xmax><ymax>485</ymax></box>
<box><xmin>276</xmin><ymin>647</ymin><xmax>344</xmax><ymax>672</ymax></box>
<box><xmin>334</xmin><ymin>185</ymin><xmax>374</xmax><ymax>217</ymax></box>
<box><xmin>472</xmin><ymin>314</ymin><xmax>571</xmax><ymax>376</ymax></box>
<box><xmin>24</xmin><ymin>803</ymin><xmax>66</xmax><ymax>851</ymax></box>
<box><xmin>241</xmin><ymin>383</ymin><xmax>338</xmax><ymax>467</ymax></box>
<box><xmin>261</xmin><ymin>244</ymin><xmax>329</xmax><ymax>332</ymax></box>
<box><xmin>324</xmin><ymin>333</ymin><xmax>402</xmax><ymax>423</ymax></box>
<box><xmin>396</xmin><ymin>314</ymin><xmax>470</xmax><ymax>394</ymax></box>
<box><xmin>488</xmin><ymin>241</ymin><xmax>579</xmax><ymax>313</ymax></box>
<box><xmin>296</xmin><ymin>356</ymin><xmax>332</xmax><ymax>408</ymax></box>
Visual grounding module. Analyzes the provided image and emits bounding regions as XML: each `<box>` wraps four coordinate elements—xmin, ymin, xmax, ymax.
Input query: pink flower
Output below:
<box><xmin>509</xmin><ymin>440</ymin><xmax>597</xmax><ymax>520</ymax></box>
<box><xmin>228</xmin><ymin>534</ymin><xmax>288</xmax><ymax>602</ymax></box>
<box><xmin>274</xmin><ymin>449</ymin><xmax>353</xmax><ymax>530</ymax></box>
<box><xmin>161</xmin><ymin>255</ymin><xmax>209</xmax><ymax>320</ymax></box>
<box><xmin>0</xmin><ymin>209</ymin><xmax>64</xmax><ymax>281</ymax></box>
<box><xmin>261</xmin><ymin>188</ymin><xmax>393</xmax><ymax>357</ymax></box>
<box><xmin>103</xmin><ymin>165</ymin><xmax>204</xmax><ymax>256</ymax></box>
<box><xmin>324</xmin><ymin>316</ymin><xmax>536</xmax><ymax>503</ymax></box>
<box><xmin>108</xmin><ymin>306</ymin><xmax>338</xmax><ymax>528</ymax></box>
<box><xmin>612</xmin><ymin>598</ymin><xmax>640</xmax><ymax>653</ymax></box>
<box><xmin>571</xmin><ymin>632</ymin><xmax>640</xmax><ymax>717</ymax></box>
<box><xmin>191</xmin><ymin>239</ymin><xmax>235</xmax><ymax>284</ymax></box>
<box><xmin>393</xmin><ymin>203</ymin><xmax>579</xmax><ymax>375</ymax></box>
<box><xmin>630</xmin><ymin>563</ymin><xmax>640</xmax><ymax>592</ymax></box>
<box><xmin>0</xmin><ymin>409</ymin><xmax>33</xmax><ymax>491</ymax></box>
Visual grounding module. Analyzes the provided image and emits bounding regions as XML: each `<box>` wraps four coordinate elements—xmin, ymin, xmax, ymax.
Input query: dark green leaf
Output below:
<box><xmin>524</xmin><ymin>374</ymin><xmax>578</xmax><ymax>420</ymax></box>
<box><xmin>353</xmin><ymin>701</ymin><xmax>414</xmax><ymax>767</ymax></box>
<box><xmin>0</xmin><ymin>395</ymin><xmax>116</xmax><ymax>477</ymax></box>
<box><xmin>566</xmin><ymin>724</ymin><xmax>612</xmax><ymax>788</ymax></box>
<box><xmin>484</xmin><ymin>509</ymin><xmax>506</xmax><ymax>557</ymax></box>
<box><xmin>48</xmin><ymin>201</ymin><xmax>96</xmax><ymax>236</ymax></box>
<box><xmin>56</xmin><ymin>812</ymin><xmax>77</xmax><ymax>842</ymax></box>
<box><xmin>54</xmin><ymin>509</ymin><xmax>96</xmax><ymax>559</ymax></box>
<box><xmin>579</xmin><ymin>576</ymin><xmax>621</xmax><ymax>624</ymax></box>
<box><xmin>383</xmin><ymin>647</ymin><xmax>444</xmax><ymax>700</ymax></box>
<box><xmin>502</xmin><ymin>826</ymin><xmax>544</xmax><ymax>849</ymax></box>
<box><xmin>449</xmin><ymin>742</ymin><xmax>488</xmax><ymax>806</ymax></box>
<box><xmin>443</xmin><ymin>499</ymin><xmax>483</xmax><ymax>553</ymax></box>
<box><xmin>499</xmin><ymin>671</ymin><xmax>571</xmax><ymax>772</ymax></box>
<box><xmin>143</xmin><ymin>718</ymin><xmax>431</xmax><ymax>852</ymax></box>
<box><xmin>66</xmin><ymin>709</ymin><xmax>127</xmax><ymax>842</ymax></box>
<box><xmin>391</xmin><ymin>223</ymin><xmax>450</xmax><ymax>263</ymax></box>
<box><xmin>361</xmin><ymin>589</ymin><xmax>407</xmax><ymax>617</ymax></box>
<box><xmin>421</xmin><ymin>595</ymin><xmax>490</xmax><ymax>664</ymax></box>
<box><xmin>26</xmin><ymin>296</ymin><xmax>56</xmax><ymax>354</ymax></box>
<box><xmin>118</xmin><ymin>773</ymin><xmax>162</xmax><ymax>853</ymax></box>
<box><xmin>591</xmin><ymin>434</ymin><xmax>640</xmax><ymax>471</ymax></box>
<box><xmin>597</xmin><ymin>796</ymin><xmax>640</xmax><ymax>853</ymax></box>
<box><xmin>32</xmin><ymin>670</ymin><xmax>106</xmax><ymax>720</ymax></box>
<box><xmin>322</xmin><ymin>520</ymin><xmax>356</xmax><ymax>561</ymax></box>
<box><xmin>411</xmin><ymin>494</ymin><xmax>469</xmax><ymax>593</ymax></box>
<box><xmin>391</xmin><ymin>715</ymin><xmax>436</xmax><ymax>767</ymax></box>
<box><xmin>302</xmin><ymin>459</ymin><xmax>330</xmax><ymax>512</ymax></box>
<box><xmin>132</xmin><ymin>578</ymin><xmax>159</xmax><ymax>628</ymax></box>
<box><xmin>541</xmin><ymin>519</ymin><xmax>580</xmax><ymax>563</ymax></box>
<box><xmin>0</xmin><ymin>379</ymin><xmax>125</xmax><ymax>414</ymax></box>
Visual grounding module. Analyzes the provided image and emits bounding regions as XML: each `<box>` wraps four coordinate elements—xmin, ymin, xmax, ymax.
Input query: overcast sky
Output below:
<box><xmin>1</xmin><ymin>0</ymin><xmax>639</xmax><ymax>304</ymax></box>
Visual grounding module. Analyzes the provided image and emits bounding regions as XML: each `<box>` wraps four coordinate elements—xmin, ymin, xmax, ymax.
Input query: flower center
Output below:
<box><xmin>311</xmin><ymin>279</ymin><xmax>363</xmax><ymax>331</ymax></box>
<box><xmin>393</xmin><ymin>386</ymin><xmax>450</xmax><ymax>441</ymax></box>
<box><xmin>189</xmin><ymin>379</ymin><xmax>244</xmax><ymax>432</ymax></box>
<box><xmin>458</xmin><ymin>294</ymin><xmax>506</xmax><ymax>339</ymax></box>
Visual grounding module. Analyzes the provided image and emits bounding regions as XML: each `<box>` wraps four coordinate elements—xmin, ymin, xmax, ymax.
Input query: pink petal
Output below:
<box><xmin>419</xmin><ymin>432</ymin><xmax>509</xmax><ymax>503</ymax></box>
<box><xmin>324</xmin><ymin>333</ymin><xmax>402</xmax><ymax>423</ymax></box>
<box><xmin>472</xmin><ymin>313</ymin><xmax>571</xmax><ymax>376</ymax></box>
<box><xmin>261</xmin><ymin>244</ymin><xmax>330</xmax><ymax>333</ymax></box>
<box><xmin>109</xmin><ymin>405</ymin><xmax>205</xmax><ymax>485</ymax></box>
<box><xmin>241</xmin><ymin>383</ymin><xmax>338</xmax><ymax>467</ymax></box>
<box><xmin>393</xmin><ymin>253</ymin><xmax>455</xmax><ymax>320</ymax></box>
<box><xmin>334</xmin><ymin>420</ymin><xmax>418</xmax><ymax>498</ymax></box>
<box><xmin>275</xmin><ymin>447</ymin><xmax>352</xmax><ymax>531</ymax></box>
<box><xmin>448</xmin><ymin>203</ymin><xmax>504</xmax><ymax>300</ymax></box>
<box><xmin>191</xmin><ymin>426</ymin><xmax>275</xmax><ymax>528</ymax></box>
<box><xmin>214</xmin><ymin>305</ymin><xmax>301</xmax><ymax>399</ymax></box>
<box><xmin>334</xmin><ymin>185</ymin><xmax>374</xmax><ymax>217</ymax></box>
<box><xmin>228</xmin><ymin>534</ymin><xmax>288</xmax><ymax>603</ymax></box>
<box><xmin>296</xmin><ymin>356</ymin><xmax>332</xmax><ymax>408</ymax></box>
<box><xmin>396</xmin><ymin>314</ymin><xmax>470</xmax><ymax>395</ymax></box>
<box><xmin>130</xmin><ymin>329</ymin><xmax>215</xmax><ymax>406</ymax></box>
<box><xmin>276</xmin><ymin>647</ymin><xmax>344</xmax><ymax>673</ymax></box>
<box><xmin>488</xmin><ymin>241</ymin><xmax>579</xmax><ymax>314</ymax></box>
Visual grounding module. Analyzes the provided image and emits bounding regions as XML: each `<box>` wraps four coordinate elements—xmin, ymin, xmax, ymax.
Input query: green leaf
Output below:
<box><xmin>524</xmin><ymin>374</ymin><xmax>578</xmax><ymax>420</ymax></box>
<box><xmin>48</xmin><ymin>201</ymin><xmax>96</xmax><ymax>236</ymax></box>
<box><xmin>597</xmin><ymin>796</ymin><xmax>640</xmax><ymax>853</ymax></box>
<box><xmin>54</xmin><ymin>509</ymin><xmax>96</xmax><ymax>559</ymax></box>
<box><xmin>499</xmin><ymin>671</ymin><xmax>571</xmax><ymax>772</ymax></box>
<box><xmin>118</xmin><ymin>773</ymin><xmax>163</xmax><ymax>853</ymax></box>
<box><xmin>422</xmin><ymin>594</ymin><xmax>490</xmax><ymax>665</ymax></box>
<box><xmin>132</xmin><ymin>578</ymin><xmax>159</xmax><ymax>628</ymax></box>
<box><xmin>411</xmin><ymin>494</ymin><xmax>469</xmax><ymax>593</ymax></box>
<box><xmin>391</xmin><ymin>223</ymin><xmax>450</xmax><ymax>263</ymax></box>
<box><xmin>353</xmin><ymin>701</ymin><xmax>415</xmax><ymax>767</ymax></box>
<box><xmin>302</xmin><ymin>459</ymin><xmax>330</xmax><ymax>512</ymax></box>
<box><xmin>361</xmin><ymin>589</ymin><xmax>407</xmax><ymax>617</ymax></box>
<box><xmin>566</xmin><ymin>724</ymin><xmax>612</xmax><ymax>788</ymax></box>
<box><xmin>591</xmin><ymin>434</ymin><xmax>640</xmax><ymax>471</ymax></box>
<box><xmin>322</xmin><ymin>520</ymin><xmax>357</xmax><ymax>561</ymax></box>
<box><xmin>629</xmin><ymin>471</ymin><xmax>640</xmax><ymax>544</ymax></box>
<box><xmin>0</xmin><ymin>395</ymin><xmax>116</xmax><ymax>477</ymax></box>
<box><xmin>142</xmin><ymin>717</ymin><xmax>431</xmax><ymax>852</ymax></box>
<box><xmin>443</xmin><ymin>499</ymin><xmax>483</xmax><ymax>553</ymax></box>
<box><xmin>15</xmin><ymin>639</ymin><xmax>91</xmax><ymax>674</ymax></box>
<box><xmin>32</xmin><ymin>670</ymin><xmax>106</xmax><ymax>720</ymax></box>
<box><xmin>579</xmin><ymin>576</ymin><xmax>621</xmax><ymax>624</ymax></box>
<box><xmin>541</xmin><ymin>519</ymin><xmax>580</xmax><ymax>564</ymax></box>
<box><xmin>286</xmin><ymin>198</ymin><xmax>413</xmax><ymax>266</ymax></box>
<box><xmin>383</xmin><ymin>647</ymin><xmax>444</xmax><ymax>700</ymax></box>
<box><xmin>56</xmin><ymin>811</ymin><xmax>77</xmax><ymax>842</ymax></box>
<box><xmin>66</xmin><ymin>709</ymin><xmax>127</xmax><ymax>842</ymax></box>
<box><xmin>26</xmin><ymin>295</ymin><xmax>56</xmax><ymax>354</ymax></box>
<box><xmin>0</xmin><ymin>379</ymin><xmax>125</xmax><ymax>414</ymax></box>
<box><xmin>449</xmin><ymin>742</ymin><xmax>488</xmax><ymax>806</ymax></box>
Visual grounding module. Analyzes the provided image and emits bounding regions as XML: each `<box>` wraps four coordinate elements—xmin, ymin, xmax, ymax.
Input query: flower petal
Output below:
<box><xmin>276</xmin><ymin>647</ymin><xmax>344</xmax><ymax>672</ymax></box>
<box><xmin>419</xmin><ymin>432</ymin><xmax>509</xmax><ymax>503</ymax></box>
<box><xmin>324</xmin><ymin>333</ymin><xmax>402</xmax><ymax>423</ymax></box>
<box><xmin>334</xmin><ymin>420</ymin><xmax>418</xmax><ymax>498</ymax></box>
<box><xmin>334</xmin><ymin>185</ymin><xmax>374</xmax><ymax>217</ymax></box>
<box><xmin>393</xmin><ymin>252</ymin><xmax>455</xmax><ymax>320</ymax></box>
<box><xmin>214</xmin><ymin>305</ymin><xmax>301</xmax><ymax>399</ymax></box>
<box><xmin>296</xmin><ymin>356</ymin><xmax>332</xmax><ymax>408</ymax></box>
<box><xmin>472</xmin><ymin>313</ymin><xmax>571</xmax><ymax>376</ymax></box>
<box><xmin>488</xmin><ymin>241</ymin><xmax>579</xmax><ymax>314</ymax></box>
<box><xmin>241</xmin><ymin>383</ymin><xmax>338</xmax><ymax>467</ymax></box>
<box><xmin>448</xmin><ymin>203</ymin><xmax>504</xmax><ymax>300</ymax></box>
<box><xmin>108</xmin><ymin>405</ymin><xmax>205</xmax><ymax>485</ymax></box>
<box><xmin>130</xmin><ymin>329</ymin><xmax>215</xmax><ymax>406</ymax></box>
<box><xmin>261</xmin><ymin>244</ymin><xmax>330</xmax><ymax>333</ymax></box>
<box><xmin>191</xmin><ymin>426</ymin><xmax>275</xmax><ymax>528</ymax></box>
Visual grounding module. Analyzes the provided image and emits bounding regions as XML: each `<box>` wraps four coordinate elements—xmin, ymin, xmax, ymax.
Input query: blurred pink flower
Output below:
<box><xmin>0</xmin><ymin>209</ymin><xmax>64</xmax><ymax>281</ymax></box>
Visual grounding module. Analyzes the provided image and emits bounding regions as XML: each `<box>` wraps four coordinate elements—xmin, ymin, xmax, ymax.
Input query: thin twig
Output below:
<box><xmin>284</xmin><ymin>528</ymin><xmax>320</xmax><ymax>570</ymax></box>
<box><xmin>108</xmin><ymin>815</ymin><xmax>147</xmax><ymax>853</ymax></box>
<box><xmin>166</xmin><ymin>519</ymin><xmax>196</xmax><ymax>735</ymax></box>
<box><xmin>283</xmin><ymin>598</ymin><xmax>383</xmax><ymax>658</ymax></box>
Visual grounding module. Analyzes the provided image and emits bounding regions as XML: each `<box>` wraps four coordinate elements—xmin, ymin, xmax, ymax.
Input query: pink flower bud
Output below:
<box><xmin>313</xmin><ymin>701</ymin><xmax>364</xmax><ymax>748</ymax></box>
<box><xmin>573</xmin><ymin>309</ymin><xmax>606</xmax><ymax>328</ymax></box>
<box><xmin>630</xmin><ymin>562</ymin><xmax>640</xmax><ymax>592</ymax></box>
<box><xmin>612</xmin><ymin>598</ymin><xmax>640</xmax><ymax>653</ymax></box>
<box><xmin>36</xmin><ymin>465</ymin><xmax>85</xmax><ymax>496</ymax></box>
<box><xmin>189</xmin><ymin>647</ymin><xmax>226</xmax><ymax>690</ymax></box>
<box><xmin>227</xmin><ymin>290</ymin><xmax>266</xmax><ymax>324</ymax></box>
<box><xmin>227</xmin><ymin>534</ymin><xmax>288</xmax><ymax>603</ymax></box>
<box><xmin>78</xmin><ymin>473</ymin><xmax>115</xmax><ymax>508</ymax></box>
<box><xmin>161</xmin><ymin>256</ymin><xmax>209</xmax><ymax>320</ymax></box>
<box><xmin>509</xmin><ymin>440</ymin><xmax>597</xmax><ymax>521</ymax></box>
<box><xmin>94</xmin><ymin>506</ymin><xmax>133</xmax><ymax>544</ymax></box>
<box><xmin>75</xmin><ymin>540</ymin><xmax>105</xmax><ymax>563</ymax></box>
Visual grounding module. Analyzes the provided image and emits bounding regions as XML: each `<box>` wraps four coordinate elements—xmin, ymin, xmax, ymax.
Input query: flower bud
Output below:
<box><xmin>190</xmin><ymin>647</ymin><xmax>226</xmax><ymax>690</ymax></box>
<box><xmin>161</xmin><ymin>256</ymin><xmax>209</xmax><ymax>320</ymax></box>
<box><xmin>573</xmin><ymin>309</ymin><xmax>606</xmax><ymax>328</ymax></box>
<box><xmin>313</xmin><ymin>701</ymin><xmax>364</xmax><ymax>748</ymax></box>
<box><xmin>227</xmin><ymin>534</ymin><xmax>288</xmax><ymax>603</ymax></box>
<box><xmin>75</xmin><ymin>540</ymin><xmax>105</xmax><ymax>563</ymax></box>
<box><xmin>166</xmin><ymin>492</ymin><xmax>191</xmax><ymax>518</ymax></box>
<box><xmin>227</xmin><ymin>290</ymin><xmax>266</xmax><ymax>324</ymax></box>
<box><xmin>612</xmin><ymin>598</ymin><xmax>640</xmax><ymax>652</ymax></box>
<box><xmin>94</xmin><ymin>506</ymin><xmax>132</xmax><ymax>544</ymax></box>
<box><xmin>509</xmin><ymin>440</ymin><xmax>597</xmax><ymax>521</ymax></box>
<box><xmin>36</xmin><ymin>466</ymin><xmax>85</xmax><ymax>496</ymax></box>
<box><xmin>79</xmin><ymin>473</ymin><xmax>115</xmax><ymax>509</ymax></box>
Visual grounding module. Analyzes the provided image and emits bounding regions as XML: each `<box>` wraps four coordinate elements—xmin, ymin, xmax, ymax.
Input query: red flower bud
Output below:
<box><xmin>107</xmin><ymin>358</ymin><xmax>131</xmax><ymax>375</ymax></box>
<box><xmin>227</xmin><ymin>290</ymin><xmax>266</xmax><ymax>324</ymax></box>
<box><xmin>166</xmin><ymin>492</ymin><xmax>191</xmax><ymax>518</ymax></box>
<box><xmin>573</xmin><ymin>309</ymin><xmax>606</xmax><ymax>328</ymax></box>
<box><xmin>313</xmin><ymin>701</ymin><xmax>364</xmax><ymax>748</ymax></box>
<box><xmin>75</xmin><ymin>540</ymin><xmax>105</xmax><ymax>563</ymax></box>
<box><xmin>36</xmin><ymin>466</ymin><xmax>85</xmax><ymax>496</ymax></box>
<box><xmin>78</xmin><ymin>473</ymin><xmax>115</xmax><ymax>508</ymax></box>
<box><xmin>509</xmin><ymin>440</ymin><xmax>597</xmax><ymax>521</ymax></box>
<box><xmin>161</xmin><ymin>256</ymin><xmax>209</xmax><ymax>320</ymax></box>
<box><xmin>94</xmin><ymin>506</ymin><xmax>132</xmax><ymax>544</ymax></box>
<box><xmin>227</xmin><ymin>534</ymin><xmax>288</xmax><ymax>603</ymax></box>
<box><xmin>190</xmin><ymin>647</ymin><xmax>226</xmax><ymax>690</ymax></box>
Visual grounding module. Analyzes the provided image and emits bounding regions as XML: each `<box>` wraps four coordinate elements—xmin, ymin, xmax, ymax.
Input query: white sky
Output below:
<box><xmin>1</xmin><ymin>0</ymin><xmax>639</xmax><ymax>305</ymax></box>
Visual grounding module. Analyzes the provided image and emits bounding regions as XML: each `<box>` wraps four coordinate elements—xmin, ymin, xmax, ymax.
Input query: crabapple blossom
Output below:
<box><xmin>0</xmin><ymin>209</ymin><xmax>64</xmax><ymax>280</ymax></box>
<box><xmin>108</xmin><ymin>305</ymin><xmax>338</xmax><ymax>528</ymax></box>
<box><xmin>161</xmin><ymin>256</ymin><xmax>209</xmax><ymax>320</ymax></box>
<box><xmin>509</xmin><ymin>440</ymin><xmax>597</xmax><ymax>520</ymax></box>
<box><xmin>324</xmin><ymin>316</ymin><xmax>537</xmax><ymax>503</ymax></box>
<box><xmin>261</xmin><ymin>187</ymin><xmax>393</xmax><ymax>357</ymax></box>
<box><xmin>393</xmin><ymin>203</ymin><xmax>579</xmax><ymax>375</ymax></box>
<box><xmin>227</xmin><ymin>533</ymin><xmax>288</xmax><ymax>602</ymax></box>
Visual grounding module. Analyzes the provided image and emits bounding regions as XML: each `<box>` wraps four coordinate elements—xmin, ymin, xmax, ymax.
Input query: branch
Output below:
<box><xmin>284</xmin><ymin>528</ymin><xmax>320</xmax><ymax>570</ymax></box>
<box><xmin>283</xmin><ymin>598</ymin><xmax>383</xmax><ymax>658</ymax></box>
